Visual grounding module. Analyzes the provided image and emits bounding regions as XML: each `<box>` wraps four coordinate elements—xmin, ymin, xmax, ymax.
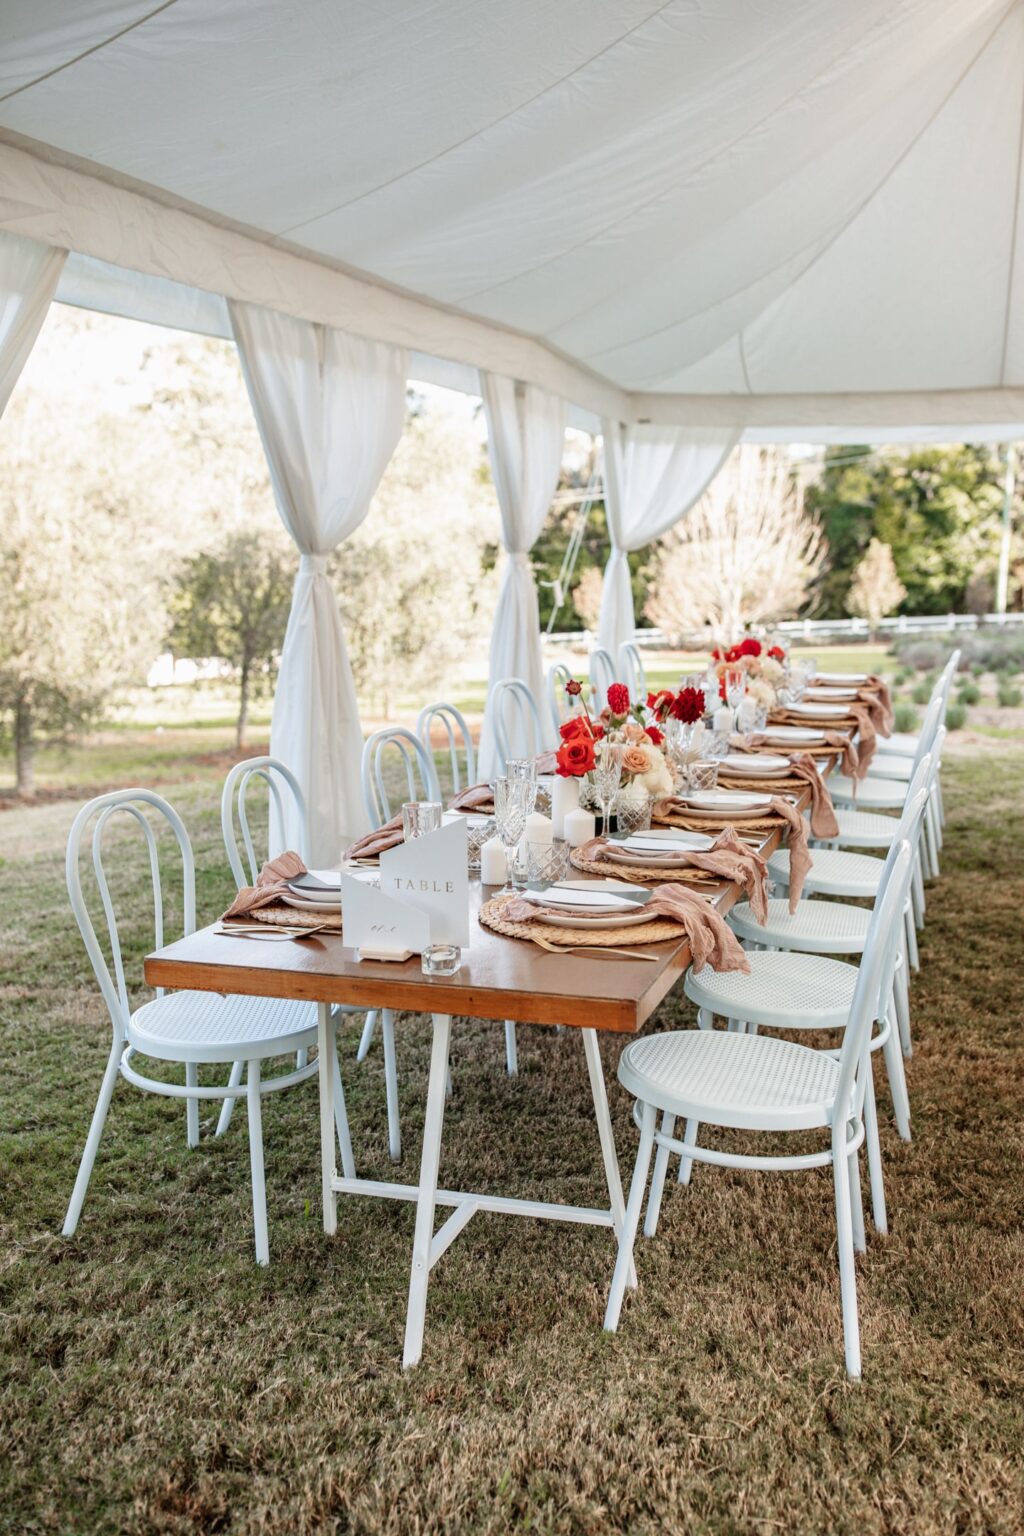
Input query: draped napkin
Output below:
<box><xmin>733</xmin><ymin>729</ymin><xmax>860</xmax><ymax>780</ymax></box>
<box><xmin>449</xmin><ymin>782</ymin><xmax>495</xmax><ymax>813</ymax></box>
<box><xmin>651</xmin><ymin>797</ymin><xmax>811</xmax><ymax>912</ymax></box>
<box><xmin>500</xmin><ymin>882</ymin><xmax>750</xmax><ymax>974</ymax></box>
<box><xmin>579</xmin><ymin>826</ymin><xmax>770</xmax><ymax>924</ymax></box>
<box><xmin>782</xmin><ymin>753</ymin><xmax>839</xmax><ymax>838</ymax></box>
<box><xmin>846</xmin><ymin>702</ymin><xmax>877</xmax><ymax>774</ymax></box>
<box><xmin>345</xmin><ymin>814</ymin><xmax>404</xmax><ymax>860</ymax></box>
<box><xmin>223</xmin><ymin>850</ymin><xmax>308</xmax><ymax>919</ymax></box>
<box><xmin>857</xmin><ymin>675</ymin><xmax>894</xmax><ymax>735</ymax></box>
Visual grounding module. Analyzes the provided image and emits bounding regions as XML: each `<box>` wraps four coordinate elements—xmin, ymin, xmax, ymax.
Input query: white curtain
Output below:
<box><xmin>597</xmin><ymin>421</ymin><xmax>738</xmax><ymax>656</ymax></box>
<box><xmin>478</xmin><ymin>372</ymin><xmax>566</xmax><ymax>777</ymax></box>
<box><xmin>0</xmin><ymin>230</ymin><xmax>66</xmax><ymax>418</ymax></box>
<box><xmin>230</xmin><ymin>300</ymin><xmax>407</xmax><ymax>858</ymax></box>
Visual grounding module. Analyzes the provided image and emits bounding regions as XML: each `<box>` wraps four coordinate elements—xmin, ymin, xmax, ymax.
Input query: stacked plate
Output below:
<box><xmin>680</xmin><ymin>789</ymin><xmax>775</xmax><ymax>816</ymax></box>
<box><xmin>785</xmin><ymin>701</ymin><xmax>851</xmax><ymax>719</ymax></box>
<box><xmin>815</xmin><ymin>670</ymin><xmax>868</xmax><ymax>685</ymax></box>
<box><xmin>804</xmin><ymin>685</ymin><xmax>857</xmax><ymax>701</ymax></box>
<box><xmin>757</xmin><ymin>725</ymin><xmax>826</xmax><ymax>746</ymax></box>
<box><xmin>718</xmin><ymin>751</ymin><xmax>791</xmax><ymax>779</ymax></box>
<box><xmin>601</xmin><ymin>829</ymin><xmax>715</xmax><ymax>868</ymax></box>
<box><xmin>281</xmin><ymin>868</ymin><xmax>376</xmax><ymax>913</ymax></box>
<box><xmin>519</xmin><ymin>880</ymin><xmax>654</xmax><ymax>930</ymax></box>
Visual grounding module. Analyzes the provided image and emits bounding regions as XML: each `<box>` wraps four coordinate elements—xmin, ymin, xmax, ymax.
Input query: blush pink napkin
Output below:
<box><xmin>500</xmin><ymin>881</ymin><xmax>750</xmax><ymax>974</ymax></box>
<box><xmin>449</xmin><ymin>782</ymin><xmax>495</xmax><ymax>813</ymax></box>
<box><xmin>581</xmin><ymin>826</ymin><xmax>770</xmax><ymax>924</ymax></box>
<box><xmin>856</xmin><ymin>677</ymin><xmax>894</xmax><ymax>736</ymax></box>
<box><xmin>732</xmin><ymin>728</ymin><xmax>859</xmax><ymax>780</ymax></box>
<box><xmin>777</xmin><ymin>752</ymin><xmax>838</xmax><ymax>838</ymax></box>
<box><xmin>846</xmin><ymin>702</ymin><xmax>878</xmax><ymax>775</ymax></box>
<box><xmin>223</xmin><ymin>850</ymin><xmax>308</xmax><ymax>919</ymax></box>
<box><xmin>346</xmin><ymin>815</ymin><xmax>404</xmax><ymax>860</ymax></box>
<box><xmin>651</xmin><ymin>797</ymin><xmax>810</xmax><ymax>913</ymax></box>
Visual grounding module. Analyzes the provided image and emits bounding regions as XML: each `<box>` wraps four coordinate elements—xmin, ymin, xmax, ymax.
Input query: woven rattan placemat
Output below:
<box><xmin>478</xmin><ymin>896</ymin><xmax>685</xmax><ymax>948</ymax></box>
<box><xmin>653</xmin><ymin>808</ymin><xmax>784</xmax><ymax>834</ymax></box>
<box><xmin>568</xmin><ymin>850</ymin><xmax>717</xmax><ymax>884</ymax></box>
<box><xmin>238</xmin><ymin>904</ymin><xmax>343</xmax><ymax>930</ymax></box>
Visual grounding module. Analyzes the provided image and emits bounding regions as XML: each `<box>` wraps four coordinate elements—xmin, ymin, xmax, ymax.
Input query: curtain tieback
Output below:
<box><xmin>299</xmin><ymin>553</ymin><xmax>329</xmax><ymax>576</ymax></box>
<box><xmin>508</xmin><ymin>550</ymin><xmax>531</xmax><ymax>568</ymax></box>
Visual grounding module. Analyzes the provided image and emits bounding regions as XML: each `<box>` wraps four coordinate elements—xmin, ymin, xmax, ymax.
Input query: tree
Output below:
<box><xmin>805</xmin><ymin>444</ymin><xmax>1007</xmax><ymax>616</ymax></box>
<box><xmin>846</xmin><ymin>538</ymin><xmax>906</xmax><ymax>636</ymax></box>
<box><xmin>644</xmin><ymin>446</ymin><xmax>826</xmax><ymax>642</ymax></box>
<box><xmin>571</xmin><ymin>565</ymin><xmax>604</xmax><ymax>631</ymax></box>
<box><xmin>168</xmin><ymin>531</ymin><xmax>295</xmax><ymax>746</ymax></box>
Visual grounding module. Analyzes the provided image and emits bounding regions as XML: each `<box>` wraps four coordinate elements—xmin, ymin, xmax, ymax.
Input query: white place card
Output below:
<box><xmin>379</xmin><ymin>818</ymin><xmax>470</xmax><ymax>946</ymax></box>
<box><xmin>340</xmin><ymin>873</ymin><xmax>430</xmax><ymax>959</ymax></box>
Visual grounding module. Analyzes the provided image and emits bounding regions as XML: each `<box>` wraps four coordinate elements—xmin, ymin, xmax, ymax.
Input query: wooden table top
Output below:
<box><xmin>144</xmin><ymin>787</ymin><xmax>816</xmax><ymax>1036</ymax></box>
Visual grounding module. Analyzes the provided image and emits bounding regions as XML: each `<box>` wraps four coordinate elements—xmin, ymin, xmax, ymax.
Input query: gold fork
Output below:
<box><xmin>531</xmin><ymin>936</ymin><xmax>659</xmax><ymax>961</ymax></box>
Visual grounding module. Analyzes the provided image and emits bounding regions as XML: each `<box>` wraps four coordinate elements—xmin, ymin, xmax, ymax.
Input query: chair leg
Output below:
<box><xmin>381</xmin><ymin>1009</ymin><xmax>401</xmax><ymax>1164</ymax></box>
<box><xmin>644</xmin><ymin>1111</ymin><xmax>676</xmax><ymax>1238</ymax></box>
<box><xmin>604</xmin><ymin>1101</ymin><xmax>657</xmax><ymax>1333</ymax></box>
<box><xmin>296</xmin><ymin>1048</ymin><xmax>308</xmax><ymax>1070</ymax></box>
<box><xmin>356</xmin><ymin>1009</ymin><xmax>378</xmax><ymax>1063</ymax></box>
<box><xmin>912</xmin><ymin>854</ymin><xmax>926</xmax><ymax>927</ymax></box>
<box><xmin>677</xmin><ymin>1117</ymin><xmax>700</xmax><ymax>1184</ymax></box>
<box><xmin>696</xmin><ymin>1008</ymin><xmax>713</xmax><ymax>1030</ymax></box>
<box><xmin>904</xmin><ymin>902</ymin><xmax>920</xmax><ymax>972</ymax></box>
<box><xmin>246</xmin><ymin>1060</ymin><xmax>270</xmax><ymax>1267</ymax></box>
<box><xmin>216</xmin><ymin>1060</ymin><xmax>244</xmax><ymax>1136</ymax></box>
<box><xmin>63</xmin><ymin>1041</ymin><xmax>121</xmax><ymax>1236</ymax></box>
<box><xmin>847</xmin><ymin>1140</ymin><xmax>867</xmax><ymax>1254</ymax></box>
<box><xmin>185</xmin><ymin>1062</ymin><xmax>200</xmax><ymax>1148</ymax></box>
<box><xmin>880</xmin><ymin>1015</ymin><xmax>911</xmax><ymax>1142</ymax></box>
<box><xmin>504</xmin><ymin>1020</ymin><xmax>518</xmax><ymax>1077</ymax></box>
<box><xmin>894</xmin><ymin>959</ymin><xmax>912</xmax><ymax>1058</ymax></box>
<box><xmin>832</xmin><ymin>1127</ymin><xmax>862</xmax><ymax>1379</ymax></box>
<box><xmin>862</xmin><ymin>1066</ymin><xmax>888</xmax><ymax>1234</ymax></box>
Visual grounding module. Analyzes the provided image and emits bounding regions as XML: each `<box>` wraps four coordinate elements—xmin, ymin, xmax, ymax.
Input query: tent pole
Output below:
<box><xmin>996</xmin><ymin>443</ymin><xmax>1016</xmax><ymax>616</ymax></box>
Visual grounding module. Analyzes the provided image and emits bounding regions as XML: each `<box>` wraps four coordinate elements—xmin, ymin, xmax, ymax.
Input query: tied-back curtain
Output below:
<box><xmin>229</xmin><ymin>300</ymin><xmax>407</xmax><ymax>857</ymax></box>
<box><xmin>0</xmin><ymin>230</ymin><xmax>66</xmax><ymax>418</ymax></box>
<box><xmin>478</xmin><ymin>372</ymin><xmax>566</xmax><ymax>776</ymax></box>
<box><xmin>597</xmin><ymin>421</ymin><xmax>739</xmax><ymax>657</ymax></box>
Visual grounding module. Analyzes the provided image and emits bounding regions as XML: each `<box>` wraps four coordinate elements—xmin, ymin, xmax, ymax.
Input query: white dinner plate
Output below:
<box><xmin>804</xmin><ymin>686</ymin><xmax>857</xmax><ymax>701</ymax></box>
<box><xmin>680</xmin><ymin>790</ymin><xmax>774</xmax><ymax>816</ymax></box>
<box><xmin>603</xmin><ymin>846</ymin><xmax>702</xmax><ymax>868</ymax></box>
<box><xmin>544</xmin><ymin>907</ymin><xmax>655</xmax><ymax>931</ymax></box>
<box><xmin>521</xmin><ymin>881</ymin><xmax>647</xmax><ymax>913</ymax></box>
<box><xmin>623</xmin><ymin>831</ymin><xmax>715</xmax><ymax>851</ymax></box>
<box><xmin>815</xmin><ymin>670</ymin><xmax>868</xmax><ymax>685</ymax></box>
<box><xmin>718</xmin><ymin>752</ymin><xmax>791</xmax><ymax>776</ymax></box>
<box><xmin>759</xmin><ymin>726</ymin><xmax>826</xmax><ymax>744</ymax></box>
<box><xmin>785</xmin><ymin>701</ymin><xmax>851</xmax><ymax>718</ymax></box>
<box><xmin>281</xmin><ymin>890</ymin><xmax>341</xmax><ymax>913</ymax></box>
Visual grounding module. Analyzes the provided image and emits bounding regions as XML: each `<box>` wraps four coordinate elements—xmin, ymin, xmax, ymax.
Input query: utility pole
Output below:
<box><xmin>996</xmin><ymin>442</ymin><xmax>1016</xmax><ymax>615</ymax></box>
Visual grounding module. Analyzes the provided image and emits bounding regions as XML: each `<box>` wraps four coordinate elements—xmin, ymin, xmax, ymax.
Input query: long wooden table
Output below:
<box><xmin>145</xmin><ymin>786</ymin><xmax>816</xmax><ymax>1368</ymax></box>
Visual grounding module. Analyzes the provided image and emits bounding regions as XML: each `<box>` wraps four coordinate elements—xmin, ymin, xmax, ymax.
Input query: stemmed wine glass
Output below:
<box><xmin>725</xmin><ymin>665</ymin><xmax>746</xmax><ymax>712</ymax></box>
<box><xmin>493</xmin><ymin>776</ymin><xmax>534</xmax><ymax>897</ymax></box>
<box><xmin>591</xmin><ymin>739</ymin><xmax>623</xmax><ymax>838</ymax></box>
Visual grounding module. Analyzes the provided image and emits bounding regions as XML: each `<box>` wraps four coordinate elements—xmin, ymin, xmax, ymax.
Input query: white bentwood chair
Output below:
<box><xmin>361</xmin><ymin>726</ymin><xmax>442</xmax><ymax>827</ymax></box>
<box><xmin>63</xmin><ymin>788</ymin><xmax>353</xmax><ymax>1265</ymax></box>
<box><xmin>417</xmin><ymin>701</ymin><xmax>475</xmax><ymax>797</ymax></box>
<box><xmin>489</xmin><ymin>677</ymin><xmax>547</xmax><ymax>772</ymax></box>
<box><xmin>545</xmin><ymin>661</ymin><xmax>574</xmax><ymax>739</ymax></box>
<box><xmin>219</xmin><ymin>755</ymin><xmax>382</xmax><ymax>1137</ymax></box>
<box><xmin>605</xmin><ymin>841</ymin><xmax>914</xmax><ymax>1379</ymax></box>
<box><xmin>617</xmin><ymin>642</ymin><xmax>647</xmax><ymax>703</ymax></box>
<box><xmin>588</xmin><ymin>646</ymin><xmax>616</xmax><ymax>713</ymax></box>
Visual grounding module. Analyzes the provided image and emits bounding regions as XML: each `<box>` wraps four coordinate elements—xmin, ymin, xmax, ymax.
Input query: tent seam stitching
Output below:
<box><xmin>0</xmin><ymin>1</ymin><xmax>180</xmax><ymax>106</ymax></box>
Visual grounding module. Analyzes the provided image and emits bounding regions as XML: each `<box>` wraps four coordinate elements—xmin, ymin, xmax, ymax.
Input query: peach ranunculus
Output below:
<box><xmin>623</xmin><ymin>721</ymin><xmax>645</xmax><ymax>742</ymax></box>
<box><xmin>621</xmin><ymin>745</ymin><xmax>651</xmax><ymax>776</ymax></box>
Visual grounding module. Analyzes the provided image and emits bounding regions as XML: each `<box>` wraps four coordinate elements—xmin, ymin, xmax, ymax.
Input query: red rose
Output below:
<box><xmin>646</xmin><ymin>724</ymin><xmax>664</xmax><ymax>746</ymax></box>
<box><xmin>606</xmin><ymin>682</ymin><xmax>630</xmax><ymax>715</ymax></box>
<box><xmin>565</xmin><ymin>677</ymin><xmax>582</xmax><ymax>696</ymax></box>
<box><xmin>559</xmin><ymin>715</ymin><xmax>593</xmax><ymax>742</ymax></box>
<box><xmin>591</xmin><ymin>722</ymin><xmax>605</xmax><ymax>740</ymax></box>
<box><xmin>670</xmin><ymin>686</ymin><xmax>705</xmax><ymax>725</ymax></box>
<box><xmin>739</xmin><ymin>637</ymin><xmax>762</xmax><ymax>658</ymax></box>
<box><xmin>556</xmin><ymin>737</ymin><xmax>596</xmax><ymax>777</ymax></box>
<box><xmin>768</xmin><ymin>645</ymin><xmax>785</xmax><ymax>661</ymax></box>
<box><xmin>646</xmin><ymin>688</ymin><xmax>674</xmax><ymax>721</ymax></box>
<box><xmin>724</xmin><ymin>644</ymin><xmax>742</xmax><ymax>663</ymax></box>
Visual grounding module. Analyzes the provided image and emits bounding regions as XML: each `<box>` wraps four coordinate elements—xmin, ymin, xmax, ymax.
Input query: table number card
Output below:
<box><xmin>340</xmin><ymin>873</ymin><xmax>430</xmax><ymax>961</ymax></box>
<box><xmin>379</xmin><ymin>818</ymin><xmax>470</xmax><ymax>946</ymax></box>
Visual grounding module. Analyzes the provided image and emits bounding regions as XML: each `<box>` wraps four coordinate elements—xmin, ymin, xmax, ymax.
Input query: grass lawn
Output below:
<box><xmin>1</xmin><ymin>730</ymin><xmax>1023</xmax><ymax>1532</ymax></box>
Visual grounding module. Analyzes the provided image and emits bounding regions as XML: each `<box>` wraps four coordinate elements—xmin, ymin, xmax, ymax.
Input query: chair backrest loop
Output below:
<box><xmin>416</xmin><ymin>702</ymin><xmax>475</xmax><ymax>797</ymax></box>
<box><xmin>361</xmin><ymin>727</ymin><xmax>441</xmax><ymax>827</ymax></box>
<box><xmin>489</xmin><ymin>678</ymin><xmax>545</xmax><ymax>773</ymax></box>
<box><xmin>617</xmin><ymin>643</ymin><xmax>647</xmax><ymax>703</ymax></box>
<box><xmin>588</xmin><ymin>647</ymin><xmax>617</xmax><ymax>713</ymax></box>
<box><xmin>221</xmin><ymin>756</ymin><xmax>308</xmax><ymax>889</ymax></box>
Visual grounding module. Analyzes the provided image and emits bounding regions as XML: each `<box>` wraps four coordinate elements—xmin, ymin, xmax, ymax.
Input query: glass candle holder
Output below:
<box><xmin>614</xmin><ymin>788</ymin><xmax>653</xmax><ymax>835</ymax></box>
<box><xmin>525</xmin><ymin>839</ymin><xmax>572</xmax><ymax>885</ymax></box>
<box><xmin>402</xmin><ymin>800</ymin><xmax>443</xmax><ymax>840</ymax></box>
<box><xmin>422</xmin><ymin>942</ymin><xmax>462</xmax><ymax>976</ymax></box>
<box><xmin>465</xmin><ymin>816</ymin><xmax>496</xmax><ymax>872</ymax></box>
<box><xmin>687</xmin><ymin>760</ymin><xmax>720</xmax><ymax>792</ymax></box>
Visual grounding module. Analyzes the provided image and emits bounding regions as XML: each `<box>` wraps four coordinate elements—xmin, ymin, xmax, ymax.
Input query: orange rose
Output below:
<box><xmin>621</xmin><ymin>745</ymin><xmax>650</xmax><ymax>776</ymax></box>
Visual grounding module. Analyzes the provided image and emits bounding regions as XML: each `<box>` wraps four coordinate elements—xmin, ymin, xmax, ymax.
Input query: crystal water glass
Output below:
<box><xmin>614</xmin><ymin>789</ymin><xmax>653</xmax><ymax>835</ymax></box>
<box><xmin>493</xmin><ymin>776</ymin><xmax>533</xmax><ymax>897</ymax></box>
<box><xmin>725</xmin><ymin>666</ymin><xmax>746</xmax><ymax>711</ymax></box>
<box><xmin>591</xmin><ymin>739</ymin><xmax>623</xmax><ymax>838</ymax></box>
<box><xmin>402</xmin><ymin>800</ymin><xmax>443</xmax><ymax>840</ymax></box>
<box><xmin>525</xmin><ymin>840</ymin><xmax>571</xmax><ymax>885</ymax></box>
<box><xmin>504</xmin><ymin>758</ymin><xmax>537</xmax><ymax>789</ymax></box>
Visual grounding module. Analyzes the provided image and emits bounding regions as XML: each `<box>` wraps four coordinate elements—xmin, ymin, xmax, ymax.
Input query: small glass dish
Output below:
<box><xmin>525</xmin><ymin>840</ymin><xmax>572</xmax><ymax>884</ymax></box>
<box><xmin>422</xmin><ymin>943</ymin><xmax>462</xmax><ymax>976</ymax></box>
<box><xmin>402</xmin><ymin>800</ymin><xmax>443</xmax><ymax>840</ymax></box>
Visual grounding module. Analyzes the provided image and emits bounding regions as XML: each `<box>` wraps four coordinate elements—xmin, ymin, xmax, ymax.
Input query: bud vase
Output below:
<box><xmin>550</xmin><ymin>774</ymin><xmax>580</xmax><ymax>839</ymax></box>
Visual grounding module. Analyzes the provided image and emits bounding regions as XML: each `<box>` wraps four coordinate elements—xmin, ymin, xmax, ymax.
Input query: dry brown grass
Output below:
<box><xmin>1</xmin><ymin>754</ymin><xmax>1023</xmax><ymax>1535</ymax></box>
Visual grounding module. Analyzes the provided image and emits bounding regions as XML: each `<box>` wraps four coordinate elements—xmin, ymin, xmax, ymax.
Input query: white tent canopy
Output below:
<box><xmin>3</xmin><ymin>0</ymin><xmax>1024</xmax><ymax>436</ymax></box>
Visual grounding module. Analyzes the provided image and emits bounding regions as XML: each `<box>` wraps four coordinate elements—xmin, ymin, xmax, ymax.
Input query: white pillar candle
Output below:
<box><xmin>523</xmin><ymin>810</ymin><xmax>553</xmax><ymax>846</ymax></box>
<box><xmin>550</xmin><ymin>774</ymin><xmax>579</xmax><ymax>838</ymax></box>
<box><xmin>713</xmin><ymin>704</ymin><xmax>734</xmax><ymax>736</ymax></box>
<box><xmin>564</xmin><ymin>806</ymin><xmax>597</xmax><ymax>848</ymax></box>
<box><xmin>479</xmin><ymin>835</ymin><xmax>507</xmax><ymax>885</ymax></box>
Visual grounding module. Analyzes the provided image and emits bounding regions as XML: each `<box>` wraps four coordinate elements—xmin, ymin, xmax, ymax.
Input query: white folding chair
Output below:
<box><xmin>605</xmin><ymin>841</ymin><xmax>914</xmax><ymax>1379</ymax></box>
<box><xmin>361</xmin><ymin>726</ymin><xmax>442</xmax><ymax>827</ymax></box>
<box><xmin>219</xmin><ymin>756</ymin><xmax>385</xmax><ymax>1141</ymax></box>
<box><xmin>545</xmin><ymin>662</ymin><xmax>574</xmax><ymax>739</ymax></box>
<box><xmin>417</xmin><ymin>701</ymin><xmax>475</xmax><ymax>797</ymax></box>
<box><xmin>63</xmin><ymin>788</ymin><xmax>353</xmax><ymax>1265</ymax></box>
<box><xmin>489</xmin><ymin>677</ymin><xmax>546</xmax><ymax>772</ymax></box>
<box><xmin>617</xmin><ymin>642</ymin><xmax>647</xmax><ymax>703</ymax></box>
<box><xmin>588</xmin><ymin>647</ymin><xmax>616</xmax><ymax>713</ymax></box>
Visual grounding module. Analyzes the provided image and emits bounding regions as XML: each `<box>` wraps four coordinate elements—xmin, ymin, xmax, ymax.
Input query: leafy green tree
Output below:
<box><xmin>806</xmin><ymin>444</ymin><xmax>1006</xmax><ymax>616</ymax></box>
<box><xmin>168</xmin><ymin>531</ymin><xmax>295</xmax><ymax>747</ymax></box>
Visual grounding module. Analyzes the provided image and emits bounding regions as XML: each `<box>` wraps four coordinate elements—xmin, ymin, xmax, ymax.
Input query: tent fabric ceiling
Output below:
<box><xmin>1</xmin><ymin>0</ymin><xmax>1023</xmax><ymax>428</ymax></box>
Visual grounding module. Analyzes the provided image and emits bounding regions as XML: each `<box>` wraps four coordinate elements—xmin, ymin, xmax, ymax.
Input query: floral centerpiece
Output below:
<box><xmin>556</xmin><ymin>677</ymin><xmax>673</xmax><ymax>801</ymax></box>
<box><xmin>710</xmin><ymin>636</ymin><xmax>787</xmax><ymax>711</ymax></box>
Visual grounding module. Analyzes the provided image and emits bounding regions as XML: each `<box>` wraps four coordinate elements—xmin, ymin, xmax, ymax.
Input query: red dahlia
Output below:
<box><xmin>606</xmin><ymin>682</ymin><xmax>630</xmax><ymax>715</ymax></box>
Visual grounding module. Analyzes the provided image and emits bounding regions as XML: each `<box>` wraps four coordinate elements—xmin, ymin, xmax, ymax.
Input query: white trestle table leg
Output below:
<box><xmin>318</xmin><ymin>1003</ymin><xmax>338</xmax><ymax>1237</ymax></box>
<box><xmin>582</xmin><ymin>1028</ymin><xmax>636</xmax><ymax>1290</ymax></box>
<box><xmin>403</xmin><ymin>1012</ymin><xmax>452</xmax><ymax>1370</ymax></box>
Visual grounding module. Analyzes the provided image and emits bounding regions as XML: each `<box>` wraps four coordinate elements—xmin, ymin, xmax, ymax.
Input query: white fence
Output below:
<box><xmin>547</xmin><ymin>612</ymin><xmax>1024</xmax><ymax>650</ymax></box>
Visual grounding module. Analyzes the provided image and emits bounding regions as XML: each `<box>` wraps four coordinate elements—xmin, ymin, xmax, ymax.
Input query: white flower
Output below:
<box><xmin>761</xmin><ymin>656</ymin><xmax>784</xmax><ymax>684</ymax></box>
